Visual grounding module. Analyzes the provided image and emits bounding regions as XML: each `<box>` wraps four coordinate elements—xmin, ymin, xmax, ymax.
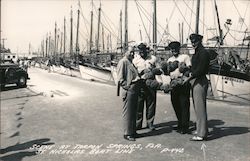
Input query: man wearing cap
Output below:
<box><xmin>117</xmin><ymin>48</ymin><xmax>141</xmax><ymax>141</ymax></box>
<box><xmin>167</xmin><ymin>41</ymin><xmax>191</xmax><ymax>134</ymax></box>
<box><xmin>187</xmin><ymin>33</ymin><xmax>210</xmax><ymax>141</ymax></box>
<box><xmin>133</xmin><ymin>42</ymin><xmax>157</xmax><ymax>131</ymax></box>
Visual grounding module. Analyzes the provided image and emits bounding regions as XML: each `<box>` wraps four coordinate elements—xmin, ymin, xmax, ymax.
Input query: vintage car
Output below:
<box><xmin>0</xmin><ymin>63</ymin><xmax>30</xmax><ymax>89</ymax></box>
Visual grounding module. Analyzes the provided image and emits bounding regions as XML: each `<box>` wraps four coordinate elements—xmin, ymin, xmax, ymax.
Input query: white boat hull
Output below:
<box><xmin>209</xmin><ymin>74</ymin><xmax>250</xmax><ymax>103</ymax></box>
<box><xmin>110</xmin><ymin>66</ymin><xmax>119</xmax><ymax>85</ymax></box>
<box><xmin>79</xmin><ymin>65</ymin><xmax>115</xmax><ymax>84</ymax></box>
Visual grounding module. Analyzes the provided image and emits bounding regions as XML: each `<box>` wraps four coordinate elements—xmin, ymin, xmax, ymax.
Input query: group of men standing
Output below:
<box><xmin>117</xmin><ymin>33</ymin><xmax>210</xmax><ymax>142</ymax></box>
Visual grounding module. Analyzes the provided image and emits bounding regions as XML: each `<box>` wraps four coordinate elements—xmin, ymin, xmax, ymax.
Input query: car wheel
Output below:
<box><xmin>17</xmin><ymin>76</ymin><xmax>27</xmax><ymax>87</ymax></box>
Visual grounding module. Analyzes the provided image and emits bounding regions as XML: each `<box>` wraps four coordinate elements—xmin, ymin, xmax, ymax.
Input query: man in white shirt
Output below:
<box><xmin>133</xmin><ymin>42</ymin><xmax>157</xmax><ymax>131</ymax></box>
<box><xmin>167</xmin><ymin>41</ymin><xmax>191</xmax><ymax>134</ymax></box>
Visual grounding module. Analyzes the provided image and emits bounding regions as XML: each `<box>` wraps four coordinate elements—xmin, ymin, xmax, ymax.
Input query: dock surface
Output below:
<box><xmin>1</xmin><ymin>67</ymin><xmax>250</xmax><ymax>161</ymax></box>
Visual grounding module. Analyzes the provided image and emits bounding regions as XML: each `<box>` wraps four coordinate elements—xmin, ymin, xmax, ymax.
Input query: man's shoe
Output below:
<box><xmin>189</xmin><ymin>136</ymin><xmax>206</xmax><ymax>141</ymax></box>
<box><xmin>124</xmin><ymin>135</ymin><xmax>136</xmax><ymax>141</ymax></box>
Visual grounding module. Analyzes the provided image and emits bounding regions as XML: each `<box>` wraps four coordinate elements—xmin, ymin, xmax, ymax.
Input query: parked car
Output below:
<box><xmin>0</xmin><ymin>63</ymin><xmax>30</xmax><ymax>89</ymax></box>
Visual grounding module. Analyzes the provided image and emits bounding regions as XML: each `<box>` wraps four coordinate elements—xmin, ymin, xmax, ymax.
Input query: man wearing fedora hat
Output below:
<box><xmin>187</xmin><ymin>33</ymin><xmax>210</xmax><ymax>141</ymax></box>
<box><xmin>167</xmin><ymin>41</ymin><xmax>191</xmax><ymax>134</ymax></box>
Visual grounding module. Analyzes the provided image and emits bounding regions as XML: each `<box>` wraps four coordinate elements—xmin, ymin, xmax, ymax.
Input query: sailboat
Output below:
<box><xmin>78</xmin><ymin>1</ymin><xmax>117</xmax><ymax>84</ymax></box>
<box><xmin>110</xmin><ymin>0</ymin><xmax>250</xmax><ymax>103</ymax></box>
<box><xmin>195</xmin><ymin>0</ymin><xmax>250</xmax><ymax>103</ymax></box>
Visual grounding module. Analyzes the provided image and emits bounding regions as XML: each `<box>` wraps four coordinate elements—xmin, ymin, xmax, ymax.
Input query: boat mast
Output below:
<box><xmin>48</xmin><ymin>32</ymin><xmax>51</xmax><ymax>57</ymax></box>
<box><xmin>120</xmin><ymin>10</ymin><xmax>123</xmax><ymax>53</ymax></box>
<box><xmin>45</xmin><ymin>33</ymin><xmax>48</xmax><ymax>57</ymax></box>
<box><xmin>152</xmin><ymin>0</ymin><xmax>157</xmax><ymax>53</ymax></box>
<box><xmin>139</xmin><ymin>25</ymin><xmax>142</xmax><ymax>41</ymax></box>
<box><xmin>214</xmin><ymin>0</ymin><xmax>223</xmax><ymax>45</ymax></box>
<box><xmin>96</xmin><ymin>2</ymin><xmax>101</xmax><ymax>52</ymax></box>
<box><xmin>56</xmin><ymin>30</ymin><xmax>59</xmax><ymax>60</ymax></box>
<box><xmin>89</xmin><ymin>0</ymin><xmax>94</xmax><ymax>54</ymax></box>
<box><xmin>195</xmin><ymin>0</ymin><xmax>201</xmax><ymax>34</ymax></box>
<box><xmin>70</xmin><ymin>7</ymin><xmax>73</xmax><ymax>58</ymax></box>
<box><xmin>124</xmin><ymin>0</ymin><xmax>128</xmax><ymax>52</ymax></box>
<box><xmin>107</xmin><ymin>35</ymin><xmax>109</xmax><ymax>52</ymax></box>
<box><xmin>29</xmin><ymin>43</ymin><xmax>31</xmax><ymax>56</ymax></box>
<box><xmin>76</xmin><ymin>5</ymin><xmax>80</xmax><ymax>65</ymax></box>
<box><xmin>179</xmin><ymin>23</ymin><xmax>181</xmax><ymax>42</ymax></box>
<box><xmin>102</xmin><ymin>26</ymin><xmax>105</xmax><ymax>52</ymax></box>
<box><xmin>182</xmin><ymin>22</ymin><xmax>184</xmax><ymax>44</ymax></box>
<box><xmin>54</xmin><ymin>22</ymin><xmax>57</xmax><ymax>57</ymax></box>
<box><xmin>60</xmin><ymin>31</ymin><xmax>63</xmax><ymax>55</ymax></box>
<box><xmin>63</xmin><ymin>17</ymin><xmax>66</xmax><ymax>57</ymax></box>
<box><xmin>41</xmin><ymin>39</ymin><xmax>44</xmax><ymax>57</ymax></box>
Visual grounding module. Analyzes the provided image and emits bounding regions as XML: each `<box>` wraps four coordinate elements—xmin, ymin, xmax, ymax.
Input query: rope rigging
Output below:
<box><xmin>158</xmin><ymin>3</ymin><xmax>179</xmax><ymax>45</ymax></box>
<box><xmin>186</xmin><ymin>0</ymin><xmax>195</xmax><ymax>43</ymax></box>
<box><xmin>134</xmin><ymin>0</ymin><xmax>151</xmax><ymax>43</ymax></box>
<box><xmin>91</xmin><ymin>2</ymin><xmax>119</xmax><ymax>41</ymax></box>
<box><xmin>78</xmin><ymin>1</ymin><xmax>119</xmax><ymax>49</ymax></box>
<box><xmin>231</xmin><ymin>0</ymin><xmax>248</xmax><ymax>29</ymax></box>
<box><xmin>79</xmin><ymin>3</ymin><xmax>90</xmax><ymax>37</ymax></box>
<box><xmin>134</xmin><ymin>0</ymin><xmax>176</xmax><ymax>45</ymax></box>
<box><xmin>173</xmin><ymin>0</ymin><xmax>194</xmax><ymax>36</ymax></box>
<box><xmin>181</xmin><ymin>0</ymin><xmax>217</xmax><ymax>38</ymax></box>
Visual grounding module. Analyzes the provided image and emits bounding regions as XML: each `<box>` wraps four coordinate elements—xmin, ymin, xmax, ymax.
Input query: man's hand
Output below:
<box><xmin>182</xmin><ymin>76</ymin><xmax>192</xmax><ymax>85</ymax></box>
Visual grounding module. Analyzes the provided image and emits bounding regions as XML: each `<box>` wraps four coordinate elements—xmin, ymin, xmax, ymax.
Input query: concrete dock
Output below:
<box><xmin>1</xmin><ymin>67</ymin><xmax>249</xmax><ymax>161</ymax></box>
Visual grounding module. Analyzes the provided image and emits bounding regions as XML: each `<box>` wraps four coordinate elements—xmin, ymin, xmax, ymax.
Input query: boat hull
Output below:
<box><xmin>209</xmin><ymin>74</ymin><xmax>250</xmax><ymax>103</ymax></box>
<box><xmin>79</xmin><ymin>64</ymin><xmax>115</xmax><ymax>85</ymax></box>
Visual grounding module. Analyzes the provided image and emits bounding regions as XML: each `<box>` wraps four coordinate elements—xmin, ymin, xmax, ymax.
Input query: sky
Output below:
<box><xmin>1</xmin><ymin>0</ymin><xmax>250</xmax><ymax>54</ymax></box>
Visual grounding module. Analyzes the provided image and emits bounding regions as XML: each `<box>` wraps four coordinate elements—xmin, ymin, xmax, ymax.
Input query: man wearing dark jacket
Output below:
<box><xmin>188</xmin><ymin>33</ymin><xmax>210</xmax><ymax>141</ymax></box>
<box><xmin>167</xmin><ymin>41</ymin><xmax>191</xmax><ymax>134</ymax></box>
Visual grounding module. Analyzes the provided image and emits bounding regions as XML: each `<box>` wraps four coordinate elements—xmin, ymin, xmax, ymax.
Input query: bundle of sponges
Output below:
<box><xmin>159</xmin><ymin>60</ymin><xmax>179</xmax><ymax>76</ymax></box>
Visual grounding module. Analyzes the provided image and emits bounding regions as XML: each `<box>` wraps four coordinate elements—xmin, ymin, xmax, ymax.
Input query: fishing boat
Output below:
<box><xmin>78</xmin><ymin>1</ymin><xmax>120</xmax><ymax>84</ymax></box>
<box><xmin>111</xmin><ymin>0</ymin><xmax>250</xmax><ymax>103</ymax></box>
<box><xmin>197</xmin><ymin>0</ymin><xmax>250</xmax><ymax>103</ymax></box>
